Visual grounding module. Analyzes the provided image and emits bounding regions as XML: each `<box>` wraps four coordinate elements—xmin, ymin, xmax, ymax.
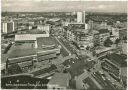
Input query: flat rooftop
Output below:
<box><xmin>15</xmin><ymin>29</ymin><xmax>49</xmax><ymax>41</ymax></box>
<box><xmin>8</xmin><ymin>43</ymin><xmax>36</xmax><ymax>58</ymax></box>
<box><xmin>8</xmin><ymin>37</ymin><xmax>59</xmax><ymax>59</ymax></box>
<box><xmin>36</xmin><ymin>37</ymin><xmax>58</xmax><ymax>49</ymax></box>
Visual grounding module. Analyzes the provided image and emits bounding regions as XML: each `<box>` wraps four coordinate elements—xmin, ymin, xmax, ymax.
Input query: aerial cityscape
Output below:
<box><xmin>1</xmin><ymin>1</ymin><xmax>127</xmax><ymax>90</ymax></box>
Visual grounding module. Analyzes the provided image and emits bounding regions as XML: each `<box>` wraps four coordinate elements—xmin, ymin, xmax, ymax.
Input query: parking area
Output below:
<box><xmin>91</xmin><ymin>71</ymin><xmax>116</xmax><ymax>90</ymax></box>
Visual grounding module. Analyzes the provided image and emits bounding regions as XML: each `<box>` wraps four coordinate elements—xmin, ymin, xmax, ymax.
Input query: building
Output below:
<box><xmin>30</xmin><ymin>64</ymin><xmax>57</xmax><ymax>78</ymax></box>
<box><xmin>77</xmin><ymin>11</ymin><xmax>85</xmax><ymax>23</ymax></box>
<box><xmin>88</xmin><ymin>20</ymin><xmax>94</xmax><ymax>32</ymax></box>
<box><xmin>2</xmin><ymin>21</ymin><xmax>15</xmax><ymax>33</ymax></box>
<box><xmin>65</xmin><ymin>23</ymin><xmax>93</xmax><ymax>49</ymax></box>
<box><xmin>63</xmin><ymin>26</ymin><xmax>69</xmax><ymax>38</ymax></box>
<box><xmin>77</xmin><ymin>33</ymin><xmax>94</xmax><ymax>49</ymax></box>
<box><xmin>47</xmin><ymin>18</ymin><xmax>61</xmax><ymax>26</ymax></box>
<box><xmin>119</xmin><ymin>28</ymin><xmax>127</xmax><ymax>40</ymax></box>
<box><xmin>6</xmin><ymin>37</ymin><xmax>61</xmax><ymax>74</ymax></box>
<box><xmin>68</xmin><ymin>23</ymin><xmax>86</xmax><ymax>29</ymax></box>
<box><xmin>66</xmin><ymin>23</ymin><xmax>86</xmax><ymax>42</ymax></box>
<box><xmin>93</xmin><ymin>30</ymin><xmax>100</xmax><ymax>47</ymax></box>
<box><xmin>28</xmin><ymin>21</ymin><xmax>35</xmax><ymax>25</ymax></box>
<box><xmin>82</xmin><ymin>77</ymin><xmax>101</xmax><ymax>90</ymax></box>
<box><xmin>15</xmin><ymin>29</ymin><xmax>50</xmax><ymax>42</ymax></box>
<box><xmin>35</xmin><ymin>37</ymin><xmax>61</xmax><ymax>62</ymax></box>
<box><xmin>98</xmin><ymin>29</ymin><xmax>110</xmax><ymax>46</ymax></box>
<box><xmin>111</xmin><ymin>27</ymin><xmax>119</xmax><ymax>38</ymax></box>
<box><xmin>75</xmin><ymin>71</ymin><xmax>102</xmax><ymax>90</ymax></box>
<box><xmin>100</xmin><ymin>21</ymin><xmax>108</xmax><ymax>29</ymax></box>
<box><xmin>95</xmin><ymin>46</ymin><xmax>117</xmax><ymax>59</ymax></box>
<box><xmin>121</xmin><ymin>43</ymin><xmax>127</xmax><ymax>55</ymax></box>
<box><xmin>101</xmin><ymin>53</ymin><xmax>127</xmax><ymax>82</ymax></box>
<box><xmin>37</xmin><ymin>24</ymin><xmax>50</xmax><ymax>34</ymax></box>
<box><xmin>48</xmin><ymin>73</ymin><xmax>71</xmax><ymax>89</ymax></box>
<box><xmin>28</xmin><ymin>25</ymin><xmax>32</xmax><ymax>30</ymax></box>
<box><xmin>62</xmin><ymin>21</ymin><xmax>69</xmax><ymax>26</ymax></box>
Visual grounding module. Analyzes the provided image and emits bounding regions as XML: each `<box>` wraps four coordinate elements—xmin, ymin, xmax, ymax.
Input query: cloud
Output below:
<box><xmin>1</xmin><ymin>1</ymin><xmax>127</xmax><ymax>13</ymax></box>
<box><xmin>98</xmin><ymin>5</ymin><xmax>106</xmax><ymax>9</ymax></box>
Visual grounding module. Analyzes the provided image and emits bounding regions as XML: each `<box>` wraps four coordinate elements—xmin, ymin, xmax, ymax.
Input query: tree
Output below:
<box><xmin>86</xmin><ymin>46</ymin><xmax>90</xmax><ymax>50</ymax></box>
<box><xmin>115</xmin><ymin>38</ymin><xmax>120</xmax><ymax>45</ymax></box>
<box><xmin>123</xmin><ymin>36</ymin><xmax>127</xmax><ymax>40</ymax></box>
<box><xmin>104</xmin><ymin>38</ymin><xmax>113</xmax><ymax>47</ymax></box>
<box><xmin>8</xmin><ymin>63</ymin><xmax>22</xmax><ymax>75</ymax></box>
<box><xmin>92</xmin><ymin>50</ymin><xmax>96</xmax><ymax>56</ymax></box>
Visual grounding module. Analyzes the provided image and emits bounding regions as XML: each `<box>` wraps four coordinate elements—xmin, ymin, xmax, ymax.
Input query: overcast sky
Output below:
<box><xmin>2</xmin><ymin>0</ymin><xmax>127</xmax><ymax>13</ymax></box>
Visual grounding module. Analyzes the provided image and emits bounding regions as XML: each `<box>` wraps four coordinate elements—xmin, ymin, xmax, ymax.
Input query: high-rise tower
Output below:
<box><xmin>77</xmin><ymin>11</ymin><xmax>85</xmax><ymax>23</ymax></box>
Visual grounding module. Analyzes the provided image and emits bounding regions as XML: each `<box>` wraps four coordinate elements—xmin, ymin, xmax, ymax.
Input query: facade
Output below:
<box><xmin>15</xmin><ymin>34</ymin><xmax>49</xmax><ymax>42</ymax></box>
<box><xmin>77</xmin><ymin>34</ymin><xmax>94</xmax><ymax>49</ymax></box>
<box><xmin>15</xmin><ymin>28</ymin><xmax>50</xmax><ymax>42</ymax></box>
<box><xmin>77</xmin><ymin>11</ymin><xmax>85</xmax><ymax>23</ymax></box>
<box><xmin>88</xmin><ymin>20</ymin><xmax>94</xmax><ymax>32</ymax></box>
<box><xmin>100</xmin><ymin>21</ymin><xmax>108</xmax><ymax>29</ymax></box>
<box><xmin>35</xmin><ymin>37</ymin><xmax>61</xmax><ymax>61</ymax></box>
<box><xmin>2</xmin><ymin>21</ymin><xmax>15</xmax><ymax>33</ymax></box>
<box><xmin>111</xmin><ymin>27</ymin><xmax>119</xmax><ymax>38</ymax></box>
<box><xmin>28</xmin><ymin>21</ymin><xmax>35</xmax><ymax>25</ymax></box>
<box><xmin>28</xmin><ymin>25</ymin><xmax>32</xmax><ymax>30</ymax></box>
<box><xmin>66</xmin><ymin>23</ymin><xmax>93</xmax><ymax>50</ymax></box>
<box><xmin>7</xmin><ymin>56</ymin><xmax>35</xmax><ymax>73</ymax></box>
<box><xmin>62</xmin><ymin>21</ymin><xmax>69</xmax><ymax>26</ymax></box>
<box><xmin>119</xmin><ymin>28</ymin><xmax>127</xmax><ymax>40</ymax></box>
<box><xmin>98</xmin><ymin>29</ymin><xmax>110</xmax><ymax>46</ymax></box>
<box><xmin>67</xmin><ymin>29</ymin><xmax>76</xmax><ymax>42</ymax></box>
<box><xmin>93</xmin><ymin>30</ymin><xmax>100</xmax><ymax>47</ymax></box>
<box><xmin>37</xmin><ymin>24</ymin><xmax>50</xmax><ymax>33</ymax></box>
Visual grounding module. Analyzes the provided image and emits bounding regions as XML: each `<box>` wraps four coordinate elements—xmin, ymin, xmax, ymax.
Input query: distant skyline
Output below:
<box><xmin>2</xmin><ymin>0</ymin><xmax>127</xmax><ymax>13</ymax></box>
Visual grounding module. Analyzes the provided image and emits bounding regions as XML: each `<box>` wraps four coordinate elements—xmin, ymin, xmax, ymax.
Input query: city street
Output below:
<box><xmin>1</xmin><ymin>1</ymin><xmax>127</xmax><ymax>89</ymax></box>
<box><xmin>54</xmin><ymin>36</ymin><xmax>71</xmax><ymax>56</ymax></box>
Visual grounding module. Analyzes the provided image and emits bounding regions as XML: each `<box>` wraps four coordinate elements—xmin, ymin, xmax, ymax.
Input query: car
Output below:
<box><xmin>102</xmin><ymin>76</ymin><xmax>106</xmax><ymax>80</ymax></box>
<box><xmin>72</xmin><ymin>61</ymin><xmax>75</xmax><ymax>64</ymax></box>
<box><xmin>47</xmin><ymin>76</ymin><xmax>52</xmax><ymax>79</ymax></box>
<box><xmin>65</xmin><ymin>65</ymin><xmax>71</xmax><ymax>69</ymax></box>
<box><xmin>76</xmin><ymin>57</ymin><xmax>79</xmax><ymax>59</ymax></box>
<box><xmin>108</xmin><ymin>78</ymin><xmax>110</xmax><ymax>80</ymax></box>
<box><xmin>99</xmin><ymin>71</ymin><xmax>104</xmax><ymax>74</ymax></box>
<box><xmin>69</xmin><ymin>53</ymin><xmax>71</xmax><ymax>56</ymax></box>
<box><xmin>87</xmin><ymin>69</ymin><xmax>91</xmax><ymax>72</ymax></box>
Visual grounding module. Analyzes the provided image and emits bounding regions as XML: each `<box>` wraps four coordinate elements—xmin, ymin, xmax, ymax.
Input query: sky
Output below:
<box><xmin>1</xmin><ymin>0</ymin><xmax>127</xmax><ymax>13</ymax></box>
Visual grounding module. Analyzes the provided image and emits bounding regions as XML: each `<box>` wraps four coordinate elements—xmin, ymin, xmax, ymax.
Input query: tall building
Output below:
<box><xmin>37</xmin><ymin>25</ymin><xmax>50</xmax><ymax>33</ymax></box>
<box><xmin>2</xmin><ymin>21</ymin><xmax>15</xmax><ymax>33</ymax></box>
<box><xmin>77</xmin><ymin>11</ymin><xmax>85</xmax><ymax>23</ymax></box>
